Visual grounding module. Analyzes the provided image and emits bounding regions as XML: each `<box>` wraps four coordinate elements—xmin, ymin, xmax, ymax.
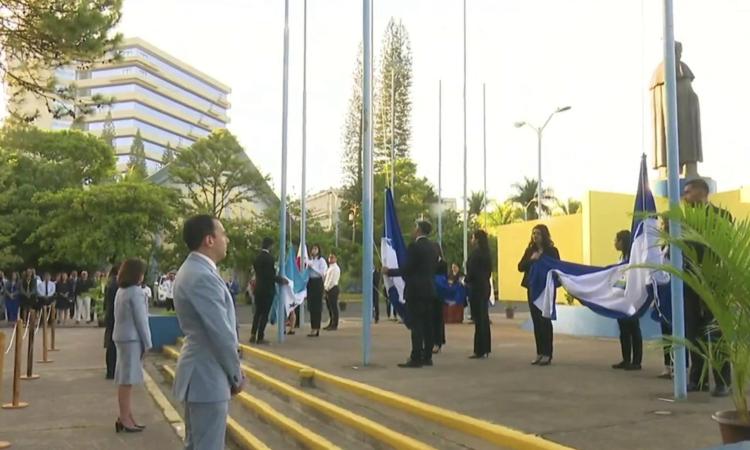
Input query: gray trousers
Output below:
<box><xmin>184</xmin><ymin>400</ymin><xmax>229</xmax><ymax>450</ymax></box>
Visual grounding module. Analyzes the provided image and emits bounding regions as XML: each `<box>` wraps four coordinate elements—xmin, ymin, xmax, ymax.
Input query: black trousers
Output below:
<box><xmin>432</xmin><ymin>298</ymin><xmax>445</xmax><ymax>347</ymax></box>
<box><xmin>165</xmin><ymin>297</ymin><xmax>175</xmax><ymax>311</ymax></box>
<box><xmin>373</xmin><ymin>289</ymin><xmax>380</xmax><ymax>322</ymax></box>
<box><xmin>661</xmin><ymin>320</ymin><xmax>673</xmax><ymax>367</ymax></box>
<box><xmin>408</xmin><ymin>301</ymin><xmax>433</xmax><ymax>362</ymax></box>
<box><xmin>251</xmin><ymin>294</ymin><xmax>273</xmax><ymax>341</ymax></box>
<box><xmin>471</xmin><ymin>295</ymin><xmax>491</xmax><ymax>356</ymax></box>
<box><xmin>325</xmin><ymin>286</ymin><xmax>340</xmax><ymax>329</ymax></box>
<box><xmin>105</xmin><ymin>329</ymin><xmax>117</xmax><ymax>378</ymax></box>
<box><xmin>685</xmin><ymin>293</ymin><xmax>730</xmax><ymax>388</ymax></box>
<box><xmin>307</xmin><ymin>278</ymin><xmax>324</xmax><ymax>330</ymax></box>
<box><xmin>617</xmin><ymin>318</ymin><xmax>643</xmax><ymax>365</ymax></box>
<box><xmin>528</xmin><ymin>290</ymin><xmax>553</xmax><ymax>357</ymax></box>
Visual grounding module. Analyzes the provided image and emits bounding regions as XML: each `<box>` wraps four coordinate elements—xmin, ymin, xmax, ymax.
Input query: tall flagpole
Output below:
<box><xmin>361</xmin><ymin>0</ymin><xmax>374</xmax><ymax>366</ymax></box>
<box><xmin>390</xmin><ymin>70</ymin><xmax>396</xmax><ymax>193</ymax></box>
<box><xmin>662</xmin><ymin>0</ymin><xmax>687</xmax><ymax>400</ymax></box>
<box><xmin>438</xmin><ymin>80</ymin><xmax>443</xmax><ymax>247</ymax></box>
<box><xmin>299</xmin><ymin>0</ymin><xmax>308</xmax><ymax>327</ymax></box>
<box><xmin>462</xmin><ymin>0</ymin><xmax>468</xmax><ymax>268</ymax></box>
<box><xmin>277</xmin><ymin>0</ymin><xmax>290</xmax><ymax>344</ymax></box>
<box><xmin>482</xmin><ymin>82</ymin><xmax>487</xmax><ymax>228</ymax></box>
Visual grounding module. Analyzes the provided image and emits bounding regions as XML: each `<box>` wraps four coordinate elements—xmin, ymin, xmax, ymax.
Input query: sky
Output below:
<box><xmin>76</xmin><ymin>1</ymin><xmax>750</xmax><ymax>202</ymax></box>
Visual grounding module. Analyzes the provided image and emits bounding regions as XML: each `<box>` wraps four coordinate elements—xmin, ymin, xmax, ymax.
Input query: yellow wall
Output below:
<box><xmin>497</xmin><ymin>214</ymin><xmax>582</xmax><ymax>302</ymax></box>
<box><xmin>496</xmin><ymin>187</ymin><xmax>749</xmax><ymax>302</ymax></box>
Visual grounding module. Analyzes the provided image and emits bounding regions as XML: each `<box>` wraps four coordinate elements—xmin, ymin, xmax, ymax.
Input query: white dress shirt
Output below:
<box><xmin>306</xmin><ymin>257</ymin><xmax>328</xmax><ymax>279</ymax></box>
<box><xmin>324</xmin><ymin>263</ymin><xmax>340</xmax><ymax>292</ymax></box>
<box><xmin>36</xmin><ymin>280</ymin><xmax>56</xmax><ymax>298</ymax></box>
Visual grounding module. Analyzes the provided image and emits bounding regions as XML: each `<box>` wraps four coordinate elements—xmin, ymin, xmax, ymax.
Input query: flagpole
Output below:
<box><xmin>462</xmin><ymin>0</ymin><xmax>468</xmax><ymax>269</ymax></box>
<box><xmin>277</xmin><ymin>0</ymin><xmax>291</xmax><ymax>344</ymax></box>
<box><xmin>361</xmin><ymin>0</ymin><xmax>374</xmax><ymax>366</ymax></box>
<box><xmin>662</xmin><ymin>0</ymin><xmax>687</xmax><ymax>400</ymax></box>
<box><xmin>390</xmin><ymin>70</ymin><xmax>396</xmax><ymax>194</ymax></box>
<box><xmin>437</xmin><ymin>80</ymin><xmax>443</xmax><ymax>247</ymax></box>
<box><xmin>482</xmin><ymin>82</ymin><xmax>487</xmax><ymax>228</ymax></box>
<box><xmin>299</xmin><ymin>0</ymin><xmax>308</xmax><ymax>328</ymax></box>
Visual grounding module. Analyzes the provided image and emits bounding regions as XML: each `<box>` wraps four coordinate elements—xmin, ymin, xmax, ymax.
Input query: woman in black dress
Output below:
<box><xmin>518</xmin><ymin>224</ymin><xmax>560</xmax><ymax>366</ymax></box>
<box><xmin>466</xmin><ymin>229</ymin><xmax>493</xmax><ymax>359</ymax></box>
<box><xmin>55</xmin><ymin>272</ymin><xmax>71</xmax><ymax>325</ymax></box>
<box><xmin>612</xmin><ymin>229</ymin><xmax>643</xmax><ymax>371</ymax></box>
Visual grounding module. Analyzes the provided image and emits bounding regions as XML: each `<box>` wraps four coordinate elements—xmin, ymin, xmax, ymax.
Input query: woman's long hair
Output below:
<box><xmin>616</xmin><ymin>229</ymin><xmax>632</xmax><ymax>261</ymax></box>
<box><xmin>527</xmin><ymin>224</ymin><xmax>554</xmax><ymax>250</ymax></box>
<box><xmin>473</xmin><ymin>229</ymin><xmax>492</xmax><ymax>268</ymax></box>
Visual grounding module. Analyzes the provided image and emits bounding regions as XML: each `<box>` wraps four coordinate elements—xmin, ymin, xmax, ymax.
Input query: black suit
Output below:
<box><xmin>103</xmin><ymin>278</ymin><xmax>117</xmax><ymax>379</ymax></box>
<box><xmin>467</xmin><ymin>248</ymin><xmax>492</xmax><ymax>357</ymax></box>
<box><xmin>252</xmin><ymin>250</ymin><xmax>282</xmax><ymax>342</ymax></box>
<box><xmin>685</xmin><ymin>204</ymin><xmax>733</xmax><ymax>388</ymax></box>
<box><xmin>519</xmin><ymin>245</ymin><xmax>560</xmax><ymax>358</ymax></box>
<box><xmin>387</xmin><ymin>236</ymin><xmax>438</xmax><ymax>364</ymax></box>
<box><xmin>19</xmin><ymin>276</ymin><xmax>37</xmax><ymax>320</ymax></box>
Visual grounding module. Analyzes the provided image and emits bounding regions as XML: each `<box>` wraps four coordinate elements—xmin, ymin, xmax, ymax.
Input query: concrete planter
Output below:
<box><xmin>148</xmin><ymin>314</ymin><xmax>183</xmax><ymax>350</ymax></box>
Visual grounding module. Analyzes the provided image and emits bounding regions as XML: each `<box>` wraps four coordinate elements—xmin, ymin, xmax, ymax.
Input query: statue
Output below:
<box><xmin>650</xmin><ymin>41</ymin><xmax>703</xmax><ymax>179</ymax></box>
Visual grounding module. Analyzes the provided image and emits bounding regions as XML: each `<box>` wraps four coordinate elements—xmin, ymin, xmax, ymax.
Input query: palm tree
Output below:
<box><xmin>557</xmin><ymin>198</ymin><xmax>582</xmax><ymax>215</ymax></box>
<box><xmin>479</xmin><ymin>201</ymin><xmax>523</xmax><ymax>227</ymax></box>
<box><xmin>468</xmin><ymin>191</ymin><xmax>487</xmax><ymax>222</ymax></box>
<box><xmin>509</xmin><ymin>177</ymin><xmax>556</xmax><ymax>220</ymax></box>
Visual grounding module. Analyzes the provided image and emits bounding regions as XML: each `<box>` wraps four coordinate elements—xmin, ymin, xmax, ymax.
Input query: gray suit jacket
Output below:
<box><xmin>112</xmin><ymin>285</ymin><xmax>153</xmax><ymax>352</ymax></box>
<box><xmin>173</xmin><ymin>253</ymin><xmax>242</xmax><ymax>403</ymax></box>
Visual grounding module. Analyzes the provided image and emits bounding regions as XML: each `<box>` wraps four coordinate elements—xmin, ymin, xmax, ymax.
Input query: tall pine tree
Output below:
<box><xmin>374</xmin><ymin>18</ymin><xmax>413</xmax><ymax>167</ymax></box>
<box><xmin>340</xmin><ymin>45</ymin><xmax>363</xmax><ymax>222</ymax></box>
<box><xmin>127</xmin><ymin>129</ymin><xmax>148</xmax><ymax>179</ymax></box>
<box><xmin>100</xmin><ymin>110</ymin><xmax>116</xmax><ymax>149</ymax></box>
<box><xmin>162</xmin><ymin>141</ymin><xmax>175</xmax><ymax>165</ymax></box>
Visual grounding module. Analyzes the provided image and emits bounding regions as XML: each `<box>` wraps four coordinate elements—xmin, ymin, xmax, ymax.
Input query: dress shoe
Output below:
<box><xmin>307</xmin><ymin>331</ymin><xmax>319</xmax><ymax>337</ymax></box>
<box><xmin>531</xmin><ymin>355</ymin><xmax>543</xmax><ymax>365</ymax></box>
<box><xmin>687</xmin><ymin>383</ymin><xmax>709</xmax><ymax>392</ymax></box>
<box><xmin>422</xmin><ymin>359</ymin><xmax>433</xmax><ymax>366</ymax></box>
<box><xmin>612</xmin><ymin>361</ymin><xmax>628</xmax><ymax>369</ymax></box>
<box><xmin>538</xmin><ymin>356</ymin><xmax>552</xmax><ymax>366</ymax></box>
<box><xmin>397</xmin><ymin>359</ymin><xmax>422</xmax><ymax>368</ymax></box>
<box><xmin>624</xmin><ymin>364</ymin><xmax>642</xmax><ymax>371</ymax></box>
<box><xmin>115</xmin><ymin>419</ymin><xmax>143</xmax><ymax>433</ymax></box>
<box><xmin>249</xmin><ymin>336</ymin><xmax>257</xmax><ymax>344</ymax></box>
<box><xmin>469</xmin><ymin>354</ymin><xmax>488</xmax><ymax>359</ymax></box>
<box><xmin>712</xmin><ymin>386</ymin><xmax>730</xmax><ymax>397</ymax></box>
<box><xmin>256</xmin><ymin>339</ymin><xmax>270</xmax><ymax>345</ymax></box>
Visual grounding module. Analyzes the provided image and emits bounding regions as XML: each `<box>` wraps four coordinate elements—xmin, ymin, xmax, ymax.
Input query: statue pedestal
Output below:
<box><xmin>652</xmin><ymin>177</ymin><xmax>716</xmax><ymax>198</ymax></box>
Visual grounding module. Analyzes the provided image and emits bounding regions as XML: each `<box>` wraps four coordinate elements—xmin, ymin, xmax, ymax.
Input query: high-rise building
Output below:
<box><xmin>11</xmin><ymin>37</ymin><xmax>231</xmax><ymax>173</ymax></box>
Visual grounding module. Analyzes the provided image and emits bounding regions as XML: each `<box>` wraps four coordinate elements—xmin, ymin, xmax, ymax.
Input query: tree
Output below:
<box><xmin>478</xmin><ymin>201</ymin><xmax>524</xmax><ymax>228</ymax></box>
<box><xmin>127</xmin><ymin>130</ymin><xmax>148</xmax><ymax>179</ymax></box>
<box><xmin>0</xmin><ymin>126</ymin><xmax>116</xmax><ymax>266</ymax></box>
<box><xmin>340</xmin><ymin>45</ymin><xmax>363</xmax><ymax>209</ymax></box>
<box><xmin>169</xmin><ymin>129</ymin><xmax>271</xmax><ymax>219</ymax></box>
<box><xmin>509</xmin><ymin>177</ymin><xmax>557</xmax><ymax>220</ymax></box>
<box><xmin>374</xmin><ymin>18</ymin><xmax>413</xmax><ymax>166</ymax></box>
<box><xmin>468</xmin><ymin>191</ymin><xmax>488</xmax><ymax>224</ymax></box>
<box><xmin>2</xmin><ymin>0</ymin><xmax>123</xmax><ymax>121</ymax></box>
<box><xmin>162</xmin><ymin>142</ymin><xmax>176</xmax><ymax>165</ymax></box>
<box><xmin>30</xmin><ymin>181</ymin><xmax>179</xmax><ymax>267</ymax></box>
<box><xmin>100</xmin><ymin>110</ymin><xmax>116</xmax><ymax>149</ymax></box>
<box><xmin>557</xmin><ymin>198</ymin><xmax>582</xmax><ymax>215</ymax></box>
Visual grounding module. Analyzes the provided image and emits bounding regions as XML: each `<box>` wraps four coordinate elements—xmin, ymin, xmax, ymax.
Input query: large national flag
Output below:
<box><xmin>529</xmin><ymin>156</ymin><xmax>661</xmax><ymax>320</ymax></box>
<box><xmin>381</xmin><ymin>188</ymin><xmax>409</xmax><ymax>325</ymax></box>
<box><xmin>269</xmin><ymin>248</ymin><xmax>310</xmax><ymax>324</ymax></box>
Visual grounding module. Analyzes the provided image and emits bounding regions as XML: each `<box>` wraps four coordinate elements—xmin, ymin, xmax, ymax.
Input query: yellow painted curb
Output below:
<box><xmin>238</xmin><ymin>344</ymin><xmax>573</xmax><ymax>450</ymax></box>
<box><xmin>166</xmin><ymin>345</ymin><xmax>434</xmax><ymax>450</ymax></box>
<box><xmin>143</xmin><ymin>369</ymin><xmax>185</xmax><ymax>440</ymax></box>
<box><xmin>161</xmin><ymin>363</ymin><xmax>270</xmax><ymax>450</ymax></box>
<box><xmin>236</xmin><ymin>392</ymin><xmax>340</xmax><ymax>450</ymax></box>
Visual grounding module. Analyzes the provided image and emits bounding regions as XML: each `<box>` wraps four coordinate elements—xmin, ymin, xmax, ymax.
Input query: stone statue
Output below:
<box><xmin>650</xmin><ymin>41</ymin><xmax>703</xmax><ymax>179</ymax></box>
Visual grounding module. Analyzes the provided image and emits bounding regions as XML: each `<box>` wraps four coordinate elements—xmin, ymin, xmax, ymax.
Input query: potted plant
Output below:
<box><xmin>651</xmin><ymin>204</ymin><xmax>750</xmax><ymax>444</ymax></box>
<box><xmin>505</xmin><ymin>303</ymin><xmax>516</xmax><ymax>319</ymax></box>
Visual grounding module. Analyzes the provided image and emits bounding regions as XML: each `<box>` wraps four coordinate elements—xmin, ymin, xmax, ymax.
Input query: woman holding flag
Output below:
<box><xmin>306</xmin><ymin>244</ymin><xmax>327</xmax><ymax>337</ymax></box>
<box><xmin>518</xmin><ymin>225</ymin><xmax>560</xmax><ymax>366</ymax></box>
<box><xmin>611</xmin><ymin>230</ymin><xmax>643</xmax><ymax>371</ymax></box>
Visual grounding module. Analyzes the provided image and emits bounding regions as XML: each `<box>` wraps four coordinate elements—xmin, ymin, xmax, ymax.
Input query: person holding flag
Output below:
<box><xmin>611</xmin><ymin>230</ymin><xmax>643</xmax><ymax>371</ymax></box>
<box><xmin>305</xmin><ymin>244</ymin><xmax>327</xmax><ymax>337</ymax></box>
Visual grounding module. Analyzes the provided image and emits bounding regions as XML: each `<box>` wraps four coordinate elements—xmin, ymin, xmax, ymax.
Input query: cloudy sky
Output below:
<box><xmin>114</xmin><ymin>1</ymin><xmax>750</xmax><ymax>202</ymax></box>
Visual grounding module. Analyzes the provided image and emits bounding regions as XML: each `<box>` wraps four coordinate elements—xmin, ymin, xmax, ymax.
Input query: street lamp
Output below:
<box><xmin>514</xmin><ymin>105</ymin><xmax>571</xmax><ymax>218</ymax></box>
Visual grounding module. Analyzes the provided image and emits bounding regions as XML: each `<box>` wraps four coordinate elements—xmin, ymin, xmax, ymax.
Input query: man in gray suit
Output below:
<box><xmin>173</xmin><ymin>215</ymin><xmax>244</xmax><ymax>450</ymax></box>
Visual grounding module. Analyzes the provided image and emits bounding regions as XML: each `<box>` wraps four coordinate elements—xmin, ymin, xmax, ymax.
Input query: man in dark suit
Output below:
<box><xmin>384</xmin><ymin>221</ymin><xmax>439</xmax><ymax>368</ymax></box>
<box><xmin>251</xmin><ymin>237</ymin><xmax>287</xmax><ymax>344</ymax></box>
<box><xmin>682</xmin><ymin>178</ymin><xmax>732</xmax><ymax>397</ymax></box>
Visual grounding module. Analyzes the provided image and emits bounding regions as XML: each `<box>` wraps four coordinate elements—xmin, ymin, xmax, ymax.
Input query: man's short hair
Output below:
<box><xmin>262</xmin><ymin>237</ymin><xmax>274</xmax><ymax>250</ymax></box>
<box><xmin>183</xmin><ymin>215</ymin><xmax>217</xmax><ymax>251</ymax></box>
<box><xmin>685</xmin><ymin>178</ymin><xmax>710</xmax><ymax>194</ymax></box>
<box><xmin>417</xmin><ymin>220</ymin><xmax>432</xmax><ymax>236</ymax></box>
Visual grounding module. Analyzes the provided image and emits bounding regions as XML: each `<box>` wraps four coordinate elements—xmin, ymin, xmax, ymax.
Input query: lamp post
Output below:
<box><xmin>514</xmin><ymin>106</ymin><xmax>571</xmax><ymax>218</ymax></box>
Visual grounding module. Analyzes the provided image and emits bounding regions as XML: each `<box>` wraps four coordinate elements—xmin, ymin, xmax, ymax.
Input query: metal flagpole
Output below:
<box><xmin>662</xmin><ymin>0</ymin><xmax>687</xmax><ymax>400</ymax></box>
<box><xmin>299</xmin><ymin>0</ymin><xmax>308</xmax><ymax>327</ymax></box>
<box><xmin>438</xmin><ymin>80</ymin><xmax>443</xmax><ymax>247</ymax></box>
<box><xmin>361</xmin><ymin>0</ymin><xmax>374</xmax><ymax>366</ymax></box>
<box><xmin>391</xmin><ymin>70</ymin><xmax>396</xmax><ymax>194</ymax></box>
<box><xmin>462</xmin><ymin>0</ymin><xmax>468</xmax><ymax>268</ymax></box>
<box><xmin>277</xmin><ymin>0</ymin><xmax>290</xmax><ymax>344</ymax></box>
<box><xmin>483</xmin><ymin>82</ymin><xmax>487</xmax><ymax>228</ymax></box>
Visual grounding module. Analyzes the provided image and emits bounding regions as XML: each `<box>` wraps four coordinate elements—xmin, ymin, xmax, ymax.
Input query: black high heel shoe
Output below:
<box><xmin>115</xmin><ymin>419</ymin><xmax>143</xmax><ymax>433</ymax></box>
<box><xmin>307</xmin><ymin>331</ymin><xmax>319</xmax><ymax>337</ymax></box>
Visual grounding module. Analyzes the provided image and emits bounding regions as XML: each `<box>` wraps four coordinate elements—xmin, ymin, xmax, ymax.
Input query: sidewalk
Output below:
<box><xmin>1</xmin><ymin>326</ymin><xmax>181</xmax><ymax>450</ymax></box>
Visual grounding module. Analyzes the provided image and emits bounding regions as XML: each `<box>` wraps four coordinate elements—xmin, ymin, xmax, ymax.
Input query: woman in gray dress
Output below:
<box><xmin>113</xmin><ymin>258</ymin><xmax>152</xmax><ymax>433</ymax></box>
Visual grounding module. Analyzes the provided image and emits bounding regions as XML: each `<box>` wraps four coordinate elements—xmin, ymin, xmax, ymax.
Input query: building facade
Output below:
<box><xmin>15</xmin><ymin>37</ymin><xmax>231</xmax><ymax>174</ymax></box>
<box><xmin>306</xmin><ymin>189</ymin><xmax>343</xmax><ymax>232</ymax></box>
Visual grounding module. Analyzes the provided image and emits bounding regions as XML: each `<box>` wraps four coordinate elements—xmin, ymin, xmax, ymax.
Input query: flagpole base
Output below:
<box><xmin>20</xmin><ymin>374</ymin><xmax>39</xmax><ymax>381</ymax></box>
<box><xmin>2</xmin><ymin>402</ymin><xmax>28</xmax><ymax>409</ymax></box>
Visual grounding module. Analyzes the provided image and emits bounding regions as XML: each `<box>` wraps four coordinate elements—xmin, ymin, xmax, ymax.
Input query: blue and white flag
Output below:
<box><xmin>269</xmin><ymin>248</ymin><xmax>310</xmax><ymax>325</ymax></box>
<box><xmin>530</xmin><ymin>156</ymin><xmax>661</xmax><ymax>320</ymax></box>
<box><xmin>381</xmin><ymin>188</ymin><xmax>409</xmax><ymax>324</ymax></box>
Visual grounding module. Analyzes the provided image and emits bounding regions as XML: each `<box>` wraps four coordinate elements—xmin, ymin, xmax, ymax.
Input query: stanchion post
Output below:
<box><xmin>50</xmin><ymin>307</ymin><xmax>58</xmax><ymax>352</ymax></box>
<box><xmin>3</xmin><ymin>319</ymin><xmax>29</xmax><ymax>409</ymax></box>
<box><xmin>38</xmin><ymin>307</ymin><xmax>53</xmax><ymax>364</ymax></box>
<box><xmin>20</xmin><ymin>310</ymin><xmax>39</xmax><ymax>381</ymax></box>
<box><xmin>0</xmin><ymin>332</ymin><xmax>11</xmax><ymax>448</ymax></box>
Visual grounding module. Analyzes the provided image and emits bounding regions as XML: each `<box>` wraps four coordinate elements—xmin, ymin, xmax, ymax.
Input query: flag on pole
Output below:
<box><xmin>296</xmin><ymin>242</ymin><xmax>308</xmax><ymax>270</ymax></box>
<box><xmin>381</xmin><ymin>188</ymin><xmax>409</xmax><ymax>326</ymax></box>
<box><xmin>529</xmin><ymin>156</ymin><xmax>661</xmax><ymax>320</ymax></box>
<box><xmin>270</xmin><ymin>248</ymin><xmax>310</xmax><ymax>325</ymax></box>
